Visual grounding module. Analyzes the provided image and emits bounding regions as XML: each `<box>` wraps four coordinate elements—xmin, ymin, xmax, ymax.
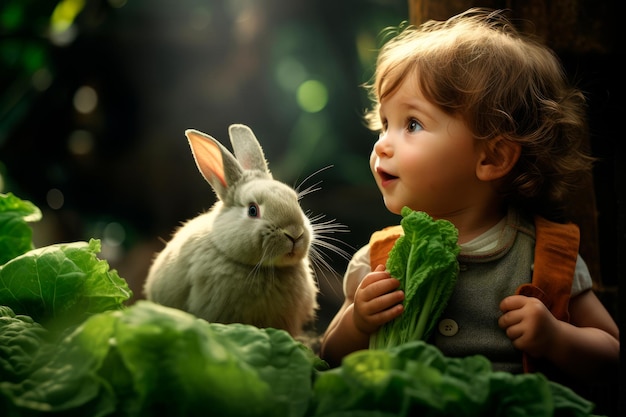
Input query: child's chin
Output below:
<box><xmin>383</xmin><ymin>200</ymin><xmax>404</xmax><ymax>215</ymax></box>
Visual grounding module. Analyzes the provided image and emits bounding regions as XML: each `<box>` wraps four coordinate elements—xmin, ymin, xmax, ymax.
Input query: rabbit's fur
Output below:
<box><xmin>144</xmin><ymin>124</ymin><xmax>318</xmax><ymax>337</ymax></box>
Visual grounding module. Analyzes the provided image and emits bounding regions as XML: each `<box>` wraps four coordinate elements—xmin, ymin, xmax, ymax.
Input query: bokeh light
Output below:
<box><xmin>67</xmin><ymin>129</ymin><xmax>95</xmax><ymax>156</ymax></box>
<box><xmin>31</xmin><ymin>68</ymin><xmax>53</xmax><ymax>92</ymax></box>
<box><xmin>49</xmin><ymin>0</ymin><xmax>84</xmax><ymax>45</ymax></box>
<box><xmin>50</xmin><ymin>0</ymin><xmax>84</xmax><ymax>33</ymax></box>
<box><xmin>73</xmin><ymin>86</ymin><xmax>98</xmax><ymax>114</ymax></box>
<box><xmin>103</xmin><ymin>221</ymin><xmax>126</xmax><ymax>247</ymax></box>
<box><xmin>46</xmin><ymin>188</ymin><xmax>64</xmax><ymax>210</ymax></box>
<box><xmin>296</xmin><ymin>79</ymin><xmax>328</xmax><ymax>113</ymax></box>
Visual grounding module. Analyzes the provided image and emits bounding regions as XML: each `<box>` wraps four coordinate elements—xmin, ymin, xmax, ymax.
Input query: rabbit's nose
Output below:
<box><xmin>284</xmin><ymin>227</ymin><xmax>304</xmax><ymax>243</ymax></box>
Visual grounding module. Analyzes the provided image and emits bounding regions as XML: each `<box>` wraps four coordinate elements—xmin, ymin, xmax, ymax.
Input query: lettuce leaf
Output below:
<box><xmin>0</xmin><ymin>192</ymin><xmax>41</xmax><ymax>265</ymax></box>
<box><xmin>210</xmin><ymin>321</ymin><xmax>327</xmax><ymax>416</ymax></box>
<box><xmin>0</xmin><ymin>301</ymin><xmax>320</xmax><ymax>417</ymax></box>
<box><xmin>0</xmin><ymin>308</ymin><xmax>118</xmax><ymax>417</ymax></box>
<box><xmin>310</xmin><ymin>341</ymin><xmax>597</xmax><ymax>417</ymax></box>
<box><xmin>0</xmin><ymin>239</ymin><xmax>132</xmax><ymax>332</ymax></box>
<box><xmin>0</xmin><ymin>306</ymin><xmax>49</xmax><ymax>383</ymax></box>
<box><xmin>370</xmin><ymin>207</ymin><xmax>460</xmax><ymax>349</ymax></box>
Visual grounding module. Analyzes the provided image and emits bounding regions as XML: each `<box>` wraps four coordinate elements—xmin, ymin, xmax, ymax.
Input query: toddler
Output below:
<box><xmin>320</xmin><ymin>8</ymin><xmax>619</xmax><ymax>385</ymax></box>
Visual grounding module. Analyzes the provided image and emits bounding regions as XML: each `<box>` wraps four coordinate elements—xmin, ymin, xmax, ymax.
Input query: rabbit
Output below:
<box><xmin>144</xmin><ymin>124</ymin><xmax>336</xmax><ymax>338</ymax></box>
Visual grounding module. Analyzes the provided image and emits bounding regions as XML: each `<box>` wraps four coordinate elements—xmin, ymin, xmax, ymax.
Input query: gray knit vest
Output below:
<box><xmin>428</xmin><ymin>209</ymin><xmax>534</xmax><ymax>373</ymax></box>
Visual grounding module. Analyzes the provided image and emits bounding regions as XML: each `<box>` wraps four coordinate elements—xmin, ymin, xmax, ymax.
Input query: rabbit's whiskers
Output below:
<box><xmin>294</xmin><ymin>165</ymin><xmax>334</xmax><ymax>199</ymax></box>
<box><xmin>244</xmin><ymin>249</ymin><xmax>278</xmax><ymax>291</ymax></box>
<box><xmin>308</xmin><ymin>214</ymin><xmax>353</xmax><ymax>292</ymax></box>
<box><xmin>293</xmin><ymin>166</ymin><xmax>354</xmax><ymax>293</ymax></box>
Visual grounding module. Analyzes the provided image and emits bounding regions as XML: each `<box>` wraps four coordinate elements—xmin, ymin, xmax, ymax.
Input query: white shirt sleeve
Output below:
<box><xmin>571</xmin><ymin>255</ymin><xmax>594</xmax><ymax>296</ymax></box>
<box><xmin>342</xmin><ymin>244</ymin><xmax>372</xmax><ymax>298</ymax></box>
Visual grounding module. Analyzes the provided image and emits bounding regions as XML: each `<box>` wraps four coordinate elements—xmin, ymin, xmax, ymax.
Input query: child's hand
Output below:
<box><xmin>498</xmin><ymin>295</ymin><xmax>560</xmax><ymax>358</ymax></box>
<box><xmin>352</xmin><ymin>264</ymin><xmax>404</xmax><ymax>335</ymax></box>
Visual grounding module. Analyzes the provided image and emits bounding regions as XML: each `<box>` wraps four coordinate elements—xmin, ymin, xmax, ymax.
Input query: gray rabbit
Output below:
<box><xmin>144</xmin><ymin>124</ymin><xmax>321</xmax><ymax>337</ymax></box>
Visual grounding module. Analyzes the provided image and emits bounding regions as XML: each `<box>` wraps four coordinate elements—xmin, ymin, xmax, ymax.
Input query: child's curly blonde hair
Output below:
<box><xmin>365</xmin><ymin>8</ymin><xmax>594</xmax><ymax>219</ymax></box>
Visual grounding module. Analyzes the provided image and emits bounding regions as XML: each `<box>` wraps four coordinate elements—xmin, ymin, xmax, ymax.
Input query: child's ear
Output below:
<box><xmin>476</xmin><ymin>136</ymin><xmax>521</xmax><ymax>181</ymax></box>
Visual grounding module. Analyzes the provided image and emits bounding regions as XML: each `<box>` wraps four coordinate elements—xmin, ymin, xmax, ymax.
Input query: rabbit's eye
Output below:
<box><xmin>247</xmin><ymin>203</ymin><xmax>260</xmax><ymax>218</ymax></box>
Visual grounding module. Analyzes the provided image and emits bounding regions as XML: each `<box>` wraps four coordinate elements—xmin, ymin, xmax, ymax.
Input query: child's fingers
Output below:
<box><xmin>498</xmin><ymin>309</ymin><xmax>521</xmax><ymax>330</ymax></box>
<box><xmin>371</xmin><ymin>302</ymin><xmax>404</xmax><ymax>324</ymax></box>
<box><xmin>355</xmin><ymin>289</ymin><xmax>404</xmax><ymax>327</ymax></box>
<box><xmin>499</xmin><ymin>294</ymin><xmax>527</xmax><ymax>313</ymax></box>
<box><xmin>360</xmin><ymin>275</ymin><xmax>401</xmax><ymax>300</ymax></box>
<box><xmin>377</xmin><ymin>288</ymin><xmax>405</xmax><ymax>308</ymax></box>
<box><xmin>360</xmin><ymin>268</ymin><xmax>392</xmax><ymax>288</ymax></box>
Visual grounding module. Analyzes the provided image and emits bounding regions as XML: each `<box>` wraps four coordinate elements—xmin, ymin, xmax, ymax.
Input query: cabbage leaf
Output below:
<box><xmin>0</xmin><ymin>239</ymin><xmax>132</xmax><ymax>331</ymax></box>
<box><xmin>311</xmin><ymin>341</ymin><xmax>597</xmax><ymax>417</ymax></box>
<box><xmin>0</xmin><ymin>306</ymin><xmax>49</xmax><ymax>383</ymax></box>
<box><xmin>0</xmin><ymin>192</ymin><xmax>41</xmax><ymax>265</ymax></box>
<box><xmin>370</xmin><ymin>207</ymin><xmax>460</xmax><ymax>349</ymax></box>
<box><xmin>0</xmin><ymin>301</ymin><xmax>321</xmax><ymax>417</ymax></box>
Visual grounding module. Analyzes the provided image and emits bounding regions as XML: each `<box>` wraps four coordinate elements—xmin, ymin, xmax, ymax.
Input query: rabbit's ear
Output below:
<box><xmin>228</xmin><ymin>124</ymin><xmax>270</xmax><ymax>175</ymax></box>
<box><xmin>185</xmin><ymin>129</ymin><xmax>243</xmax><ymax>199</ymax></box>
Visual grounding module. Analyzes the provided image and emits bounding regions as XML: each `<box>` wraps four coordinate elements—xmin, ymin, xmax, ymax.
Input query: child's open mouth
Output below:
<box><xmin>377</xmin><ymin>168</ymin><xmax>398</xmax><ymax>185</ymax></box>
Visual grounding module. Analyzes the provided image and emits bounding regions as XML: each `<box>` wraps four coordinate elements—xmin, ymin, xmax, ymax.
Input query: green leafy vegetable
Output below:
<box><xmin>0</xmin><ymin>301</ymin><xmax>321</xmax><ymax>417</ymax></box>
<box><xmin>310</xmin><ymin>341</ymin><xmax>597</xmax><ymax>417</ymax></box>
<box><xmin>370</xmin><ymin>207</ymin><xmax>460</xmax><ymax>349</ymax></box>
<box><xmin>0</xmin><ymin>192</ymin><xmax>41</xmax><ymax>265</ymax></box>
<box><xmin>0</xmin><ymin>306</ymin><xmax>49</xmax><ymax>383</ymax></box>
<box><xmin>0</xmin><ymin>239</ymin><xmax>133</xmax><ymax>332</ymax></box>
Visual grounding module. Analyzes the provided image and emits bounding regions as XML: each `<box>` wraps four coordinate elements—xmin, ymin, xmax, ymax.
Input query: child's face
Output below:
<box><xmin>370</xmin><ymin>77</ymin><xmax>488</xmax><ymax>217</ymax></box>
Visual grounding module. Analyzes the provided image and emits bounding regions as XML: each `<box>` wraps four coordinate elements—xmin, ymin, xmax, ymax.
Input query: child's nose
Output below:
<box><xmin>374</xmin><ymin>132</ymin><xmax>393</xmax><ymax>157</ymax></box>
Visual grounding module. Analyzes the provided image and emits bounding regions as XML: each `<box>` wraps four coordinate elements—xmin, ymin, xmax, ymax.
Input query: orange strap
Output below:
<box><xmin>516</xmin><ymin>216</ymin><xmax>579</xmax><ymax>322</ymax></box>
<box><xmin>517</xmin><ymin>216</ymin><xmax>579</xmax><ymax>374</ymax></box>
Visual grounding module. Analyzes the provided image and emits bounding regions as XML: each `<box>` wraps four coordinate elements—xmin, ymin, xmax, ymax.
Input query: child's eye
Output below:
<box><xmin>407</xmin><ymin>118</ymin><xmax>423</xmax><ymax>133</ymax></box>
<box><xmin>379</xmin><ymin>119</ymin><xmax>388</xmax><ymax>135</ymax></box>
